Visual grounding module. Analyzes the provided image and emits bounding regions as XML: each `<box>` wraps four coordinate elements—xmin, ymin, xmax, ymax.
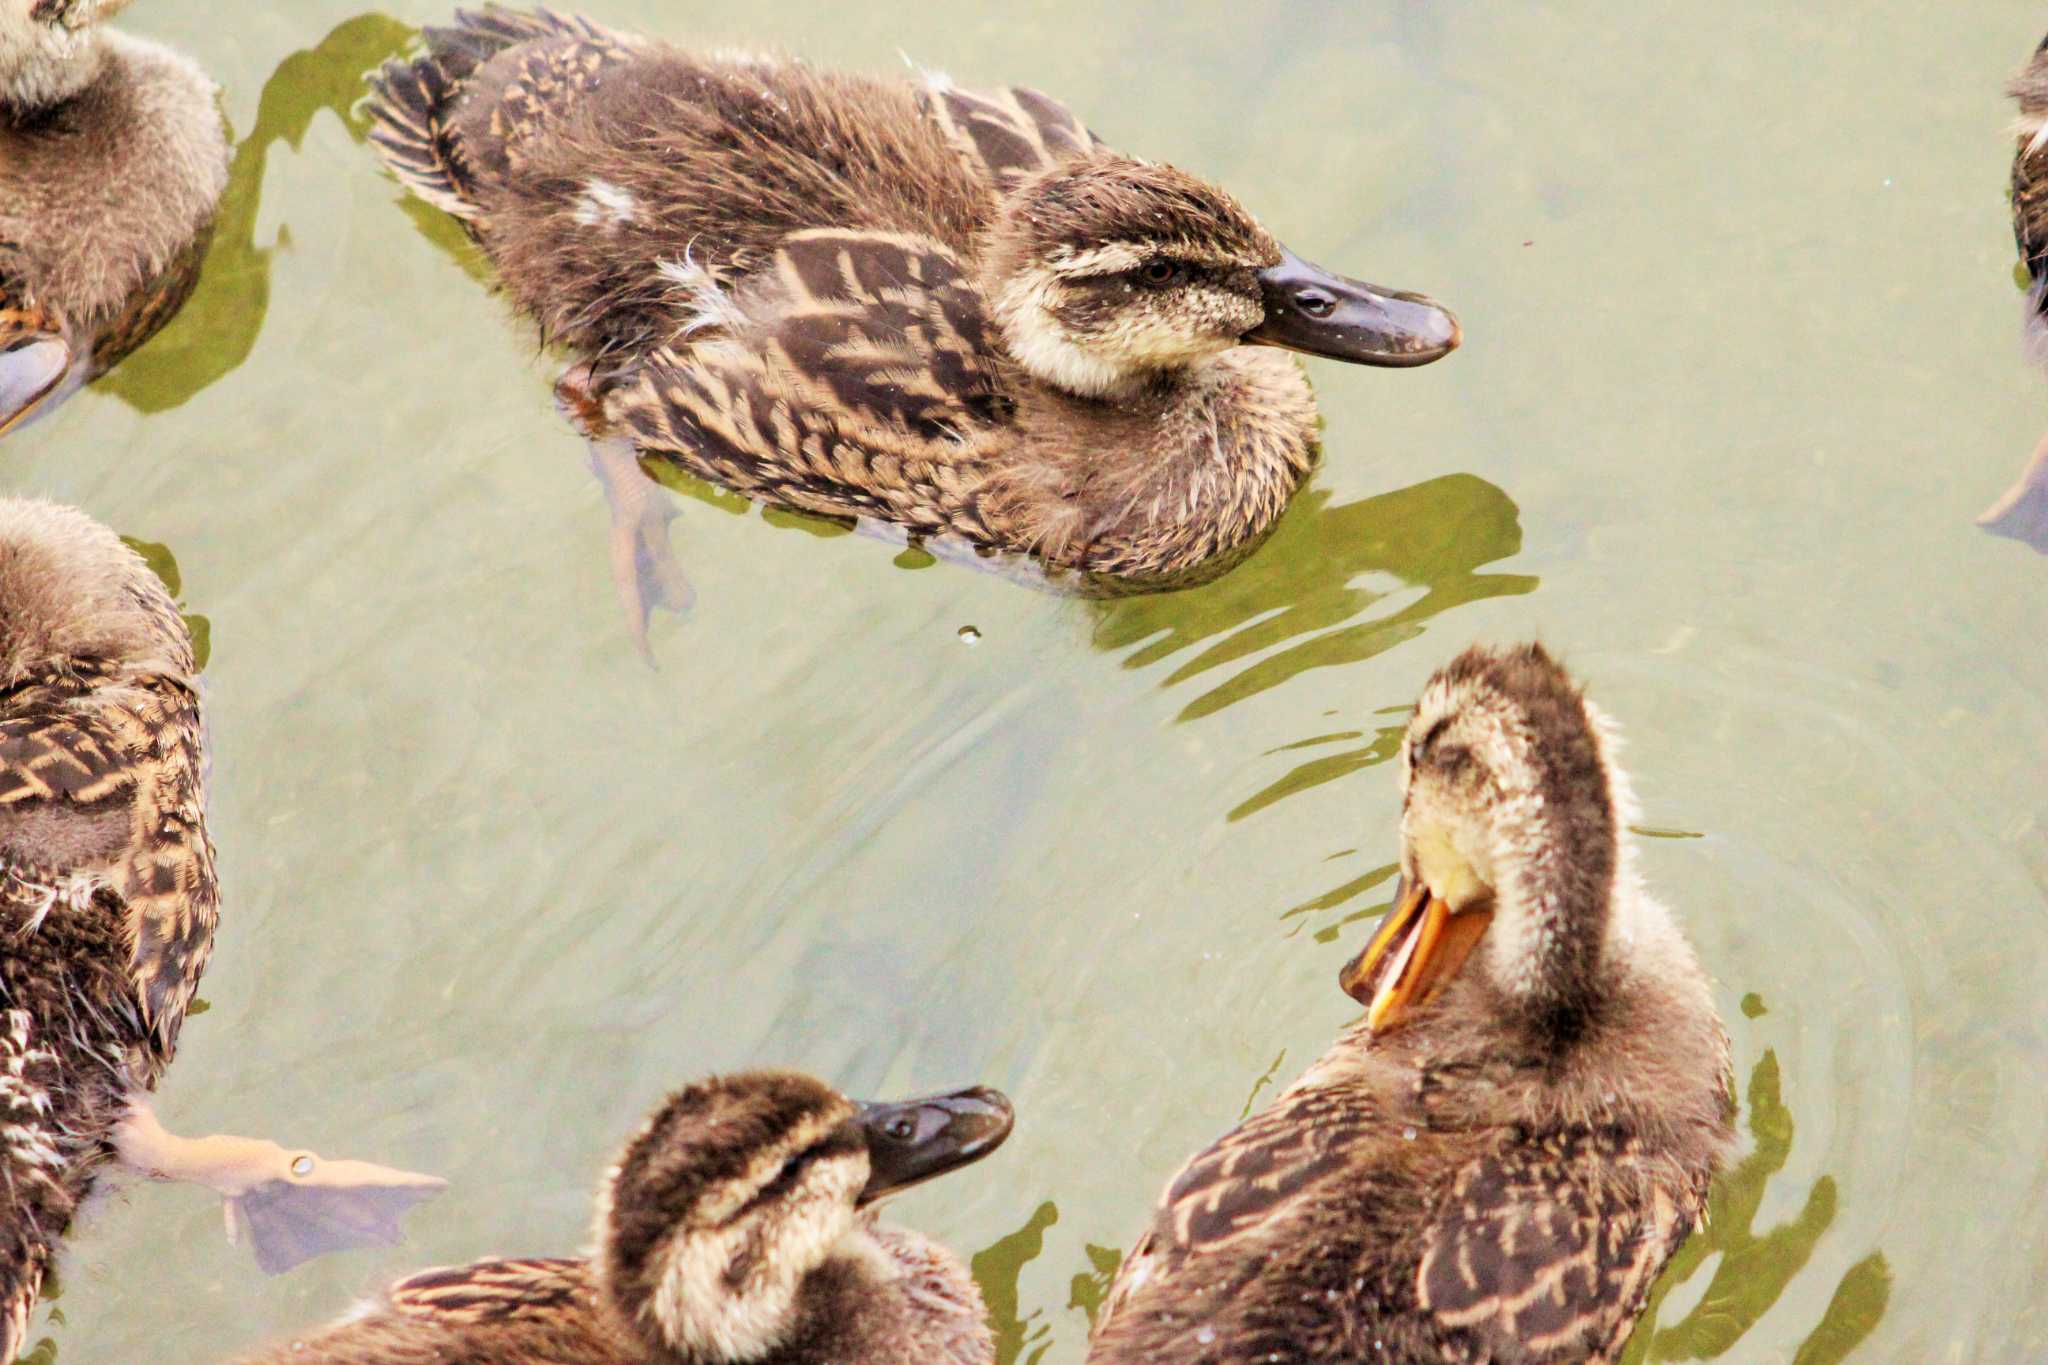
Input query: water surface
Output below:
<box><xmin>8</xmin><ymin>2</ymin><xmax>2047</xmax><ymax>1361</ymax></box>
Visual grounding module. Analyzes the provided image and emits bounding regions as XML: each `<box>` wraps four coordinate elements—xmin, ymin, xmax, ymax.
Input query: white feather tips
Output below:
<box><xmin>572</xmin><ymin>178</ymin><xmax>641</xmax><ymax>230</ymax></box>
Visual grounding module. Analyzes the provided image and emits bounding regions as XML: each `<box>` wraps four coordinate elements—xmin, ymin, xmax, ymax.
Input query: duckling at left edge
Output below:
<box><xmin>0</xmin><ymin>498</ymin><xmax>447</xmax><ymax>1359</ymax></box>
<box><xmin>0</xmin><ymin>0</ymin><xmax>229</xmax><ymax>437</ymax></box>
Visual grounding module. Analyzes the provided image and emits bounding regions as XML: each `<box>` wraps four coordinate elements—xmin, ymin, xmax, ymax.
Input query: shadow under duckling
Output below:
<box><xmin>366</xmin><ymin>6</ymin><xmax>1458</xmax><ymax>654</ymax></box>
<box><xmin>233</xmin><ymin>1071</ymin><xmax>1014</xmax><ymax>1364</ymax></box>
<box><xmin>1088</xmin><ymin>644</ymin><xmax>1732</xmax><ymax>1364</ymax></box>
<box><xmin>0</xmin><ymin>0</ymin><xmax>229</xmax><ymax>436</ymax></box>
<box><xmin>1986</xmin><ymin>30</ymin><xmax>2048</xmax><ymax>551</ymax></box>
<box><xmin>0</xmin><ymin>499</ymin><xmax>443</xmax><ymax>1355</ymax></box>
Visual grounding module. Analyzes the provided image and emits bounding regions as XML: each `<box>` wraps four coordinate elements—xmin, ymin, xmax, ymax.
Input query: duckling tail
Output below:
<box><xmin>365</xmin><ymin>8</ymin><xmax>624</xmax><ymax>221</ymax></box>
<box><xmin>365</xmin><ymin>47</ymin><xmax>477</xmax><ymax>222</ymax></box>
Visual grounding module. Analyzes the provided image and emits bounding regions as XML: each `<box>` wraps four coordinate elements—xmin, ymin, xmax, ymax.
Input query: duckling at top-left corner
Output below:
<box><xmin>0</xmin><ymin>0</ymin><xmax>227</xmax><ymax>439</ymax></box>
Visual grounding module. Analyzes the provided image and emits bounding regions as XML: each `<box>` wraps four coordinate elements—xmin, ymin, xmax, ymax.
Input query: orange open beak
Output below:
<box><xmin>1337</xmin><ymin>875</ymin><xmax>1493</xmax><ymax>1034</ymax></box>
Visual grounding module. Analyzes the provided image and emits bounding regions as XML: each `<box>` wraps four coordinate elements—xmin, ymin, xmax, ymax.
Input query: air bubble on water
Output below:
<box><xmin>957</xmin><ymin>625</ymin><xmax>981</xmax><ymax>644</ymax></box>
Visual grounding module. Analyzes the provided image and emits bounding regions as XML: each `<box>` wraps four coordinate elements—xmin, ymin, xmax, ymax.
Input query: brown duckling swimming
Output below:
<box><xmin>234</xmin><ymin>1071</ymin><xmax>1015</xmax><ymax>1365</ymax></box>
<box><xmin>1986</xmin><ymin>31</ymin><xmax>2048</xmax><ymax>551</ymax></box>
<box><xmin>367</xmin><ymin>7</ymin><xmax>1457</xmax><ymax>646</ymax></box>
<box><xmin>0</xmin><ymin>0</ymin><xmax>228</xmax><ymax>436</ymax></box>
<box><xmin>1088</xmin><ymin>643</ymin><xmax>1732</xmax><ymax>1364</ymax></box>
<box><xmin>0</xmin><ymin>499</ymin><xmax>443</xmax><ymax>1354</ymax></box>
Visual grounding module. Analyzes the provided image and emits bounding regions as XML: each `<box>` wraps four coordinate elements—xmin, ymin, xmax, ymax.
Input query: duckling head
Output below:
<box><xmin>980</xmin><ymin>156</ymin><xmax>1458</xmax><ymax>400</ymax></box>
<box><xmin>0</xmin><ymin>497</ymin><xmax>190</xmax><ymax>686</ymax></box>
<box><xmin>597</xmin><ymin>1071</ymin><xmax>1013</xmax><ymax>1362</ymax></box>
<box><xmin>1340</xmin><ymin>643</ymin><xmax>1636</xmax><ymax>1040</ymax></box>
<box><xmin>0</xmin><ymin>0</ymin><xmax>131</xmax><ymax>111</ymax></box>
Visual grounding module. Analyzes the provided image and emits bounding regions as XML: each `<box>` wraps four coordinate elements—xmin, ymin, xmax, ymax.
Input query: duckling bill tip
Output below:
<box><xmin>1247</xmin><ymin>248</ymin><xmax>1459</xmax><ymax>367</ymax></box>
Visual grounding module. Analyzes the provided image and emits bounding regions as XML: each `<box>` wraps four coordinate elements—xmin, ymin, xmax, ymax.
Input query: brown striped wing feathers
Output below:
<box><xmin>1096</xmin><ymin>1098</ymin><xmax>1373</xmax><ymax>1329</ymax></box>
<box><xmin>0</xmin><ymin>666</ymin><xmax>216</xmax><ymax>1059</ymax></box>
<box><xmin>368</xmin><ymin>6</ymin><xmax>638</xmax><ymax>216</ymax></box>
<box><xmin>474</xmin><ymin>20</ymin><xmax>638</xmax><ymax>178</ymax></box>
<box><xmin>1419</xmin><ymin>1135</ymin><xmax>1689</xmax><ymax>1362</ymax></box>
<box><xmin>761</xmin><ymin>230</ymin><xmax>1011</xmax><ymax>440</ymax></box>
<box><xmin>619</xmin><ymin>229</ymin><xmax>1012</xmax><ymax>531</ymax></box>
<box><xmin>919</xmin><ymin>82</ymin><xmax>1111</xmax><ymax>189</ymax></box>
<box><xmin>387</xmin><ymin>1256</ymin><xmax>592</xmax><ymax>1324</ymax></box>
<box><xmin>0</xmin><ymin>708</ymin><xmax>138</xmax><ymax>834</ymax></box>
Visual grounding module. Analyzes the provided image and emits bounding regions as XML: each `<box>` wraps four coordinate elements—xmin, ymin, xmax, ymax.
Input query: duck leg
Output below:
<box><xmin>556</xmin><ymin>363</ymin><xmax>696</xmax><ymax>659</ymax></box>
<box><xmin>112</xmin><ymin>1100</ymin><xmax>447</xmax><ymax>1275</ymax></box>
<box><xmin>556</xmin><ymin>365</ymin><xmax>696</xmax><ymax>662</ymax></box>
<box><xmin>592</xmin><ymin>435</ymin><xmax>696</xmax><ymax>664</ymax></box>
<box><xmin>1978</xmin><ymin>431</ymin><xmax>2048</xmax><ymax>552</ymax></box>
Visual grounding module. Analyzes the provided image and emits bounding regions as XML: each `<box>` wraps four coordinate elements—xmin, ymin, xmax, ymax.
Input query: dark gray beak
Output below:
<box><xmin>1246</xmin><ymin>247</ymin><xmax>1460</xmax><ymax>367</ymax></box>
<box><xmin>854</xmin><ymin>1086</ymin><xmax>1014</xmax><ymax>1205</ymax></box>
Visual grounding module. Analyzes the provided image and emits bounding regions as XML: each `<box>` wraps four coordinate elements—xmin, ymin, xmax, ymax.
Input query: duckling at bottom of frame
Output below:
<box><xmin>234</xmin><ymin>1071</ymin><xmax>1015</xmax><ymax>1365</ymax></box>
<box><xmin>1088</xmin><ymin>643</ymin><xmax>1732</xmax><ymax>1364</ymax></box>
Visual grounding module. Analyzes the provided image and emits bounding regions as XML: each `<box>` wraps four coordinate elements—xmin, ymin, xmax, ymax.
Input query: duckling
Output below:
<box><xmin>367</xmin><ymin>7</ymin><xmax>1458</xmax><ymax>646</ymax></box>
<box><xmin>234</xmin><ymin>1070</ymin><xmax>1015</xmax><ymax>1364</ymax></box>
<box><xmin>0</xmin><ymin>0</ymin><xmax>229</xmax><ymax>437</ymax></box>
<box><xmin>1088</xmin><ymin>643</ymin><xmax>1732</xmax><ymax>1365</ymax></box>
<box><xmin>0</xmin><ymin>498</ymin><xmax>443</xmax><ymax>1354</ymax></box>
<box><xmin>1985</xmin><ymin>32</ymin><xmax>2048</xmax><ymax>550</ymax></box>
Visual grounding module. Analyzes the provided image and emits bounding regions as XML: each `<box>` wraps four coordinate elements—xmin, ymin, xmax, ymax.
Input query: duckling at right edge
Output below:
<box><xmin>1089</xmin><ymin>643</ymin><xmax>1733</xmax><ymax>1364</ymax></box>
<box><xmin>1984</xmin><ymin>29</ymin><xmax>2048</xmax><ymax>551</ymax></box>
<box><xmin>234</xmin><ymin>1071</ymin><xmax>1015</xmax><ymax>1364</ymax></box>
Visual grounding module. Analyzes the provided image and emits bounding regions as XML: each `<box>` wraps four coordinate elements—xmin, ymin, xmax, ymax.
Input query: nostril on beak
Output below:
<box><xmin>1295</xmin><ymin>289</ymin><xmax>1337</xmax><ymax>319</ymax></box>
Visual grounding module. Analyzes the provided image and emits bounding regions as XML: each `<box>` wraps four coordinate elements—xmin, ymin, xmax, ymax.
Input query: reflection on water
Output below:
<box><xmin>973</xmin><ymin>1201</ymin><xmax>1061</xmax><ymax>1365</ymax></box>
<box><xmin>971</xmin><ymin>1205</ymin><xmax>1125</xmax><ymax>1365</ymax></box>
<box><xmin>98</xmin><ymin>15</ymin><xmax>418</xmax><ymax>413</ymax></box>
<box><xmin>1066</xmin><ymin>1242</ymin><xmax>1122</xmax><ymax>1336</ymax></box>
<box><xmin>121</xmin><ymin>536</ymin><xmax>211</xmax><ymax>669</ymax></box>
<box><xmin>1282</xmin><ymin>859</ymin><xmax>1399</xmax><ymax>947</ymax></box>
<box><xmin>17</xmin><ymin>1264</ymin><xmax>61</xmax><ymax>1365</ymax></box>
<box><xmin>28</xmin><ymin>2</ymin><xmax>2047</xmax><ymax>1360</ymax></box>
<box><xmin>1232</xmin><ymin>709</ymin><xmax>1409</xmax><ymax>822</ymax></box>
<box><xmin>1091</xmin><ymin>474</ymin><xmax>1536</xmax><ymax>721</ymax></box>
<box><xmin>624</xmin><ymin>471</ymin><xmax>1533</xmax><ymax>686</ymax></box>
<box><xmin>1623</xmin><ymin>1036</ymin><xmax>1890</xmax><ymax>1364</ymax></box>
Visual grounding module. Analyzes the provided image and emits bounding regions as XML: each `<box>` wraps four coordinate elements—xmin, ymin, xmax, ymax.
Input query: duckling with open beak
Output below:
<box><xmin>1090</xmin><ymin>644</ymin><xmax>1732</xmax><ymax>1364</ymax></box>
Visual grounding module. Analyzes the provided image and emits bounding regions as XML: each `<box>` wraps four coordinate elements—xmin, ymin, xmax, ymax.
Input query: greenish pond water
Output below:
<box><xmin>8</xmin><ymin>1</ymin><xmax>2048</xmax><ymax>1360</ymax></box>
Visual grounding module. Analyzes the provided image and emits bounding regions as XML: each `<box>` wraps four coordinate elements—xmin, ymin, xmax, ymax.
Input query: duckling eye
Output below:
<box><xmin>883</xmin><ymin>1116</ymin><xmax>918</xmax><ymax>1141</ymax></box>
<box><xmin>1295</xmin><ymin>288</ymin><xmax>1337</xmax><ymax>319</ymax></box>
<box><xmin>1139</xmin><ymin>260</ymin><xmax>1189</xmax><ymax>287</ymax></box>
<box><xmin>1411</xmin><ymin>717</ymin><xmax>1451</xmax><ymax>764</ymax></box>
